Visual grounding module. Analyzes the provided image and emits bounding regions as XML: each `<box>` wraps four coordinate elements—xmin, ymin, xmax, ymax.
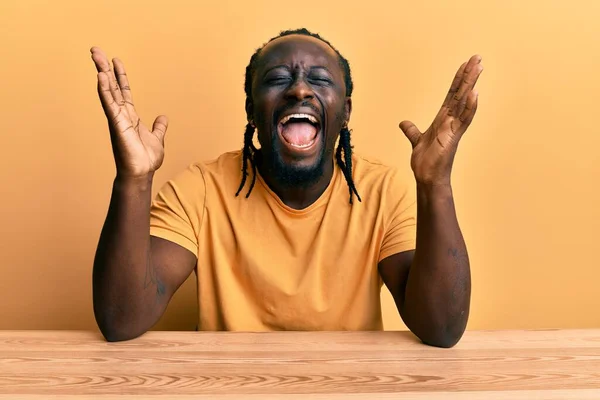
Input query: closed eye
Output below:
<box><xmin>310</xmin><ymin>77</ymin><xmax>333</xmax><ymax>85</ymax></box>
<box><xmin>266</xmin><ymin>76</ymin><xmax>291</xmax><ymax>84</ymax></box>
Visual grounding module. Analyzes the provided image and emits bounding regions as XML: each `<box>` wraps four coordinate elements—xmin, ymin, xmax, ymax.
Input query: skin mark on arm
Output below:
<box><xmin>447</xmin><ymin>247</ymin><xmax>470</xmax><ymax>306</ymax></box>
<box><xmin>144</xmin><ymin>258</ymin><xmax>166</xmax><ymax>299</ymax></box>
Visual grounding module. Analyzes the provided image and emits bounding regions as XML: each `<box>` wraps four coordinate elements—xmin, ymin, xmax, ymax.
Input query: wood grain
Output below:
<box><xmin>0</xmin><ymin>330</ymin><xmax>599</xmax><ymax>398</ymax></box>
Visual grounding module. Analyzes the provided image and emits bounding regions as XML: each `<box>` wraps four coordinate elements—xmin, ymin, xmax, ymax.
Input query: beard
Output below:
<box><xmin>259</xmin><ymin>133</ymin><xmax>330</xmax><ymax>189</ymax></box>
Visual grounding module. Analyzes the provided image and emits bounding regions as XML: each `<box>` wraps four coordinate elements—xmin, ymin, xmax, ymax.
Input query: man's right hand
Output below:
<box><xmin>91</xmin><ymin>47</ymin><xmax>168</xmax><ymax>179</ymax></box>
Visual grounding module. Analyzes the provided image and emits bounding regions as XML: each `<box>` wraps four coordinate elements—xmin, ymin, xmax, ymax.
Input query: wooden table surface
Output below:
<box><xmin>0</xmin><ymin>329</ymin><xmax>599</xmax><ymax>399</ymax></box>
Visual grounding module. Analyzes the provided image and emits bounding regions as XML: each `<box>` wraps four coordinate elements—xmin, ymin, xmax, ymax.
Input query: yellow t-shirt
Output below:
<box><xmin>150</xmin><ymin>150</ymin><xmax>416</xmax><ymax>331</ymax></box>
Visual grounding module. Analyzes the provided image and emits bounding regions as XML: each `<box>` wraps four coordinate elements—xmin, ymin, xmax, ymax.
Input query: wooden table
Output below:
<box><xmin>0</xmin><ymin>330</ymin><xmax>599</xmax><ymax>399</ymax></box>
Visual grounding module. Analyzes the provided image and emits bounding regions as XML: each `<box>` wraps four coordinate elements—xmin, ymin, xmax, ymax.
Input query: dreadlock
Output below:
<box><xmin>336</xmin><ymin>126</ymin><xmax>361</xmax><ymax>204</ymax></box>
<box><xmin>234</xmin><ymin>122</ymin><xmax>258</xmax><ymax>198</ymax></box>
<box><xmin>236</xmin><ymin>28</ymin><xmax>361</xmax><ymax>204</ymax></box>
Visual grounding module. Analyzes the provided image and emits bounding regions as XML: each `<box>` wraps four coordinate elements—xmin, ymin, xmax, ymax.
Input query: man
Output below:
<box><xmin>91</xmin><ymin>28</ymin><xmax>482</xmax><ymax>348</ymax></box>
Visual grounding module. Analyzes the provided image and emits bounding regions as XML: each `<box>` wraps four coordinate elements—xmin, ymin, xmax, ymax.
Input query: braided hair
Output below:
<box><xmin>236</xmin><ymin>28</ymin><xmax>361</xmax><ymax>204</ymax></box>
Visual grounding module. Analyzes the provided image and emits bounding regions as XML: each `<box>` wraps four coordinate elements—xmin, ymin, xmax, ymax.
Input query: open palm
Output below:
<box><xmin>400</xmin><ymin>55</ymin><xmax>483</xmax><ymax>186</ymax></box>
<box><xmin>91</xmin><ymin>47</ymin><xmax>168</xmax><ymax>179</ymax></box>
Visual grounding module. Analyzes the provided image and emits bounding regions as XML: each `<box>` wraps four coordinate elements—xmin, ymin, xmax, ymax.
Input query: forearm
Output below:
<box><xmin>93</xmin><ymin>175</ymin><xmax>165</xmax><ymax>341</ymax></box>
<box><xmin>403</xmin><ymin>183</ymin><xmax>471</xmax><ymax>348</ymax></box>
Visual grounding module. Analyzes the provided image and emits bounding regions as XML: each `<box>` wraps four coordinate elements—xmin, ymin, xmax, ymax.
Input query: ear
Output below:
<box><xmin>344</xmin><ymin>97</ymin><xmax>352</xmax><ymax>125</ymax></box>
<box><xmin>245</xmin><ymin>98</ymin><xmax>254</xmax><ymax>123</ymax></box>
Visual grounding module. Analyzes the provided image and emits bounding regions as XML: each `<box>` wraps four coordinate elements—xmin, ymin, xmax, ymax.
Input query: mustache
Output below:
<box><xmin>275</xmin><ymin>101</ymin><xmax>321</xmax><ymax>121</ymax></box>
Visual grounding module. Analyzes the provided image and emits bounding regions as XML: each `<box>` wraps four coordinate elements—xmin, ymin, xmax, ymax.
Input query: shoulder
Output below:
<box><xmin>180</xmin><ymin>150</ymin><xmax>242</xmax><ymax>177</ymax></box>
<box><xmin>199</xmin><ymin>150</ymin><xmax>243</xmax><ymax>175</ymax></box>
<box><xmin>197</xmin><ymin>150</ymin><xmax>244</xmax><ymax>196</ymax></box>
<box><xmin>350</xmin><ymin>153</ymin><xmax>415</xmax><ymax>208</ymax></box>
<box><xmin>171</xmin><ymin>150</ymin><xmax>242</xmax><ymax>184</ymax></box>
<box><xmin>157</xmin><ymin>150</ymin><xmax>242</xmax><ymax>196</ymax></box>
<box><xmin>351</xmin><ymin>153</ymin><xmax>409</xmax><ymax>189</ymax></box>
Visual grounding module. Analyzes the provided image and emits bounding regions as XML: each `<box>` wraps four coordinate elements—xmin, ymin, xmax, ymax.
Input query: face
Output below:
<box><xmin>248</xmin><ymin>35</ymin><xmax>351</xmax><ymax>187</ymax></box>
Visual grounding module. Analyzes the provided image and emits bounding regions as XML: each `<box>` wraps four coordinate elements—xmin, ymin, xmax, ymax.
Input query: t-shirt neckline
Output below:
<box><xmin>255</xmin><ymin>160</ymin><xmax>339</xmax><ymax>215</ymax></box>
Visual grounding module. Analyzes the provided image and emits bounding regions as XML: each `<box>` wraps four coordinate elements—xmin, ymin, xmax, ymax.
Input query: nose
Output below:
<box><xmin>285</xmin><ymin>76</ymin><xmax>314</xmax><ymax>101</ymax></box>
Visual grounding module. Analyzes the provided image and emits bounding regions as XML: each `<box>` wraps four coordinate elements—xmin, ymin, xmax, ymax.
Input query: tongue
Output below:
<box><xmin>280</xmin><ymin>122</ymin><xmax>317</xmax><ymax>146</ymax></box>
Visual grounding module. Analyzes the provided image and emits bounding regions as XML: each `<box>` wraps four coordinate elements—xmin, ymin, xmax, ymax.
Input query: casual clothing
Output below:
<box><xmin>150</xmin><ymin>150</ymin><xmax>416</xmax><ymax>331</ymax></box>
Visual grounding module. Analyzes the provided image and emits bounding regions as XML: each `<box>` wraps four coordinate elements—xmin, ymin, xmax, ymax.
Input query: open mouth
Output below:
<box><xmin>277</xmin><ymin>113</ymin><xmax>321</xmax><ymax>151</ymax></box>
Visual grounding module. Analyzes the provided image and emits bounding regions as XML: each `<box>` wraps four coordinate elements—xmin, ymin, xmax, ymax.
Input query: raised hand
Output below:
<box><xmin>91</xmin><ymin>47</ymin><xmax>168</xmax><ymax>179</ymax></box>
<box><xmin>400</xmin><ymin>55</ymin><xmax>483</xmax><ymax>186</ymax></box>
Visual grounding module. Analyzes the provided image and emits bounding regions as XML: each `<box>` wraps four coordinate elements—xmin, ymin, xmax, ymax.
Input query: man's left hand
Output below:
<box><xmin>400</xmin><ymin>55</ymin><xmax>483</xmax><ymax>186</ymax></box>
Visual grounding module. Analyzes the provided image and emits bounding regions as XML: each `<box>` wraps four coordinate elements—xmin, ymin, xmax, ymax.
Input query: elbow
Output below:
<box><xmin>405</xmin><ymin>313</ymin><xmax>467</xmax><ymax>348</ymax></box>
<box><xmin>101</xmin><ymin>327</ymin><xmax>141</xmax><ymax>343</ymax></box>
<box><xmin>421</xmin><ymin>332</ymin><xmax>463</xmax><ymax>348</ymax></box>
<box><xmin>94</xmin><ymin>307</ymin><xmax>148</xmax><ymax>343</ymax></box>
<box><xmin>402</xmin><ymin>305</ymin><xmax>469</xmax><ymax>348</ymax></box>
<box><xmin>98</xmin><ymin>322</ymin><xmax>146</xmax><ymax>342</ymax></box>
<box><xmin>419</xmin><ymin>324</ymin><xmax>467</xmax><ymax>348</ymax></box>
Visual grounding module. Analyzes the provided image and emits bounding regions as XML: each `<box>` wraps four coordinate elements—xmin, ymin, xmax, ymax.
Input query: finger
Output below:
<box><xmin>442</xmin><ymin>62</ymin><xmax>467</xmax><ymax>108</ymax></box>
<box><xmin>97</xmin><ymin>72</ymin><xmax>119</xmax><ymax>119</ymax></box>
<box><xmin>399</xmin><ymin>120</ymin><xmax>421</xmax><ymax>147</ymax></box>
<box><xmin>152</xmin><ymin>115</ymin><xmax>169</xmax><ymax>143</ymax></box>
<box><xmin>448</xmin><ymin>55</ymin><xmax>483</xmax><ymax>116</ymax></box>
<box><xmin>455</xmin><ymin>87</ymin><xmax>470</xmax><ymax>119</ymax></box>
<box><xmin>90</xmin><ymin>47</ymin><xmax>124</xmax><ymax>106</ymax></box>
<box><xmin>98</xmin><ymin>72</ymin><xmax>135</xmax><ymax>136</ymax></box>
<box><xmin>113</xmin><ymin>58</ymin><xmax>134</xmax><ymax>105</ymax></box>
<box><xmin>459</xmin><ymin>91</ymin><xmax>479</xmax><ymax>127</ymax></box>
<box><xmin>90</xmin><ymin>46</ymin><xmax>109</xmax><ymax>73</ymax></box>
<box><xmin>113</xmin><ymin>58</ymin><xmax>140</xmax><ymax>128</ymax></box>
<box><xmin>451</xmin><ymin>91</ymin><xmax>479</xmax><ymax>137</ymax></box>
<box><xmin>434</xmin><ymin>61</ymin><xmax>469</xmax><ymax>123</ymax></box>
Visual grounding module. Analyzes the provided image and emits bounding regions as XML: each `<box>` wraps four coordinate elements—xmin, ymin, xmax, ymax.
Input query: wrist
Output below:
<box><xmin>114</xmin><ymin>173</ymin><xmax>154</xmax><ymax>192</ymax></box>
<box><xmin>416</xmin><ymin>181</ymin><xmax>453</xmax><ymax>200</ymax></box>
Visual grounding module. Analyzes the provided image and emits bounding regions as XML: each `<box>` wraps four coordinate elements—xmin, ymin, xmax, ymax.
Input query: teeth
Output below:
<box><xmin>289</xmin><ymin>139</ymin><xmax>315</xmax><ymax>148</ymax></box>
<box><xmin>280</xmin><ymin>113</ymin><xmax>318</xmax><ymax>125</ymax></box>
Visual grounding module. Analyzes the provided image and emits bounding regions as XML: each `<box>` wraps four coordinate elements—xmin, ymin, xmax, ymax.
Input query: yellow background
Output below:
<box><xmin>1</xmin><ymin>0</ymin><xmax>598</xmax><ymax>332</ymax></box>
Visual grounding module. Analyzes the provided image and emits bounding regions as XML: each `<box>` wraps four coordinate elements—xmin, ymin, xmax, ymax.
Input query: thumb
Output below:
<box><xmin>152</xmin><ymin>115</ymin><xmax>169</xmax><ymax>143</ymax></box>
<box><xmin>399</xmin><ymin>120</ymin><xmax>421</xmax><ymax>147</ymax></box>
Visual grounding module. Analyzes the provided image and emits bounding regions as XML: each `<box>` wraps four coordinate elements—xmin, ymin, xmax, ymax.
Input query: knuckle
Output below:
<box><xmin>450</xmin><ymin>119</ymin><xmax>459</xmax><ymax>134</ymax></box>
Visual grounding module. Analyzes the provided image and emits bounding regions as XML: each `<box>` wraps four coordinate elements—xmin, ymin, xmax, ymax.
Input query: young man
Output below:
<box><xmin>91</xmin><ymin>28</ymin><xmax>482</xmax><ymax>347</ymax></box>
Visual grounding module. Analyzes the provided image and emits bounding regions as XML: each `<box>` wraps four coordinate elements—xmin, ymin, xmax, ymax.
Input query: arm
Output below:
<box><xmin>93</xmin><ymin>176</ymin><xmax>196</xmax><ymax>342</ymax></box>
<box><xmin>90</xmin><ymin>48</ymin><xmax>196</xmax><ymax>342</ymax></box>
<box><xmin>379</xmin><ymin>54</ymin><xmax>483</xmax><ymax>348</ymax></box>
<box><xmin>379</xmin><ymin>184</ymin><xmax>470</xmax><ymax>348</ymax></box>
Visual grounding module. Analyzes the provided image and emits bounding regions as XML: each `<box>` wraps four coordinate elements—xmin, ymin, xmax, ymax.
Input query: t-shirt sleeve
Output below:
<box><xmin>149</xmin><ymin>164</ymin><xmax>206</xmax><ymax>256</ymax></box>
<box><xmin>378</xmin><ymin>168</ymin><xmax>417</xmax><ymax>262</ymax></box>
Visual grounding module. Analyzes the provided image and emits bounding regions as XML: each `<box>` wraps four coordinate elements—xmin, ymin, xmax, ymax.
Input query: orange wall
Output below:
<box><xmin>1</xmin><ymin>0</ymin><xmax>599</xmax><ymax>332</ymax></box>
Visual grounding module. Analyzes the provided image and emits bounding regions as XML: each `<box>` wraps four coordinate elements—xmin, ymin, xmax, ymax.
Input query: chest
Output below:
<box><xmin>196</xmin><ymin>188</ymin><xmax>387</xmax><ymax>330</ymax></box>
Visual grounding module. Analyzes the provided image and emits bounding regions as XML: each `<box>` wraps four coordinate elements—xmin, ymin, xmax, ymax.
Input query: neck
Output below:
<box><xmin>258</xmin><ymin>154</ymin><xmax>335</xmax><ymax>210</ymax></box>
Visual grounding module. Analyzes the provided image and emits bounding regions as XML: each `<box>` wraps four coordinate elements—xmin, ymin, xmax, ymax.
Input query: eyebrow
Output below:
<box><xmin>309</xmin><ymin>66</ymin><xmax>332</xmax><ymax>74</ymax></box>
<box><xmin>263</xmin><ymin>65</ymin><xmax>289</xmax><ymax>75</ymax></box>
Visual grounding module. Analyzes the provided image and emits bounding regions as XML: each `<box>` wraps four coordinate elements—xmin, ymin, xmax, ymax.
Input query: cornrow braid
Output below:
<box><xmin>335</xmin><ymin>126</ymin><xmax>361</xmax><ymax>204</ymax></box>
<box><xmin>235</xmin><ymin>122</ymin><xmax>257</xmax><ymax>198</ymax></box>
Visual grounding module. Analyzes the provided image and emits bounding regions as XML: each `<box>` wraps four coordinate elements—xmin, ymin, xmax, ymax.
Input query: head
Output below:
<box><xmin>236</xmin><ymin>28</ymin><xmax>361</xmax><ymax>203</ymax></box>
